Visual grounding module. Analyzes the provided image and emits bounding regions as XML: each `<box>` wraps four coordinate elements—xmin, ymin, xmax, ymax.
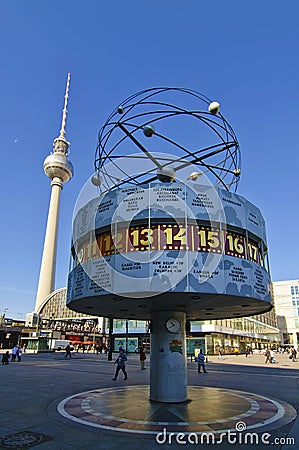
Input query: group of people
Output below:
<box><xmin>1</xmin><ymin>345</ymin><xmax>23</xmax><ymax>365</ymax></box>
<box><xmin>107</xmin><ymin>345</ymin><xmax>209</xmax><ymax>380</ymax></box>
<box><xmin>95</xmin><ymin>343</ymin><xmax>108</xmax><ymax>354</ymax></box>
<box><xmin>265</xmin><ymin>346</ymin><xmax>297</xmax><ymax>363</ymax></box>
<box><xmin>73</xmin><ymin>343</ymin><xmax>108</xmax><ymax>354</ymax></box>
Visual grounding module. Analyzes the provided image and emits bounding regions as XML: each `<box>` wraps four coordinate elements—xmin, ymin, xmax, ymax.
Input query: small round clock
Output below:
<box><xmin>165</xmin><ymin>318</ymin><xmax>181</xmax><ymax>333</ymax></box>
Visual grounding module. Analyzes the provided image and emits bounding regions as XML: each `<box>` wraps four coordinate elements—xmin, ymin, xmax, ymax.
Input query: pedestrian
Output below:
<box><xmin>65</xmin><ymin>344</ymin><xmax>72</xmax><ymax>358</ymax></box>
<box><xmin>16</xmin><ymin>346</ymin><xmax>22</xmax><ymax>362</ymax></box>
<box><xmin>140</xmin><ymin>347</ymin><xmax>146</xmax><ymax>370</ymax></box>
<box><xmin>195</xmin><ymin>349</ymin><xmax>207</xmax><ymax>373</ymax></box>
<box><xmin>112</xmin><ymin>349</ymin><xmax>128</xmax><ymax>380</ymax></box>
<box><xmin>265</xmin><ymin>348</ymin><xmax>270</xmax><ymax>363</ymax></box>
<box><xmin>82</xmin><ymin>344</ymin><xmax>86</xmax><ymax>353</ymax></box>
<box><xmin>290</xmin><ymin>347</ymin><xmax>297</xmax><ymax>362</ymax></box>
<box><xmin>11</xmin><ymin>345</ymin><xmax>18</xmax><ymax>362</ymax></box>
<box><xmin>270</xmin><ymin>349</ymin><xmax>276</xmax><ymax>363</ymax></box>
<box><xmin>245</xmin><ymin>347</ymin><xmax>249</xmax><ymax>358</ymax></box>
<box><xmin>2</xmin><ymin>351</ymin><xmax>10</xmax><ymax>365</ymax></box>
<box><xmin>218</xmin><ymin>347</ymin><xmax>223</xmax><ymax>359</ymax></box>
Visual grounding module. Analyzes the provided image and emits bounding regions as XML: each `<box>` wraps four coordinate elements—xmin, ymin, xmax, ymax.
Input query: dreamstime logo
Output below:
<box><xmin>235</xmin><ymin>420</ymin><xmax>246</xmax><ymax>432</ymax></box>
<box><xmin>71</xmin><ymin>152</ymin><xmax>226</xmax><ymax>299</ymax></box>
<box><xmin>155</xmin><ymin>422</ymin><xmax>296</xmax><ymax>446</ymax></box>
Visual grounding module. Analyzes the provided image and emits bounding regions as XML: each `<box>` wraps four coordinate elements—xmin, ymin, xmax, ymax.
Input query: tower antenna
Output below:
<box><xmin>59</xmin><ymin>72</ymin><xmax>71</xmax><ymax>138</ymax></box>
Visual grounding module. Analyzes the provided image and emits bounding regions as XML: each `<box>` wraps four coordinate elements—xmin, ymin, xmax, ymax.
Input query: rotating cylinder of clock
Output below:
<box><xmin>67</xmin><ymin>182</ymin><xmax>271</xmax><ymax>319</ymax></box>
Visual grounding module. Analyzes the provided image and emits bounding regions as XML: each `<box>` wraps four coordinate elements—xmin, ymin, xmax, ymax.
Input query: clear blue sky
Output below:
<box><xmin>1</xmin><ymin>1</ymin><xmax>298</xmax><ymax>318</ymax></box>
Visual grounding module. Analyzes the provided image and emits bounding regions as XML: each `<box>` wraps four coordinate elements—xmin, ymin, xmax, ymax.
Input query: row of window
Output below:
<box><xmin>291</xmin><ymin>285</ymin><xmax>299</xmax><ymax>295</ymax></box>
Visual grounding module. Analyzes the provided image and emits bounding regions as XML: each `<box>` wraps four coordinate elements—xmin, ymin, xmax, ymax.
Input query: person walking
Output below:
<box><xmin>270</xmin><ymin>349</ymin><xmax>276</xmax><ymax>364</ymax></box>
<box><xmin>65</xmin><ymin>344</ymin><xmax>72</xmax><ymax>358</ymax></box>
<box><xmin>291</xmin><ymin>347</ymin><xmax>297</xmax><ymax>362</ymax></box>
<box><xmin>139</xmin><ymin>347</ymin><xmax>147</xmax><ymax>370</ymax></box>
<box><xmin>265</xmin><ymin>348</ymin><xmax>271</xmax><ymax>363</ymax></box>
<box><xmin>112</xmin><ymin>349</ymin><xmax>128</xmax><ymax>380</ymax></box>
<box><xmin>195</xmin><ymin>349</ymin><xmax>207</xmax><ymax>373</ymax></box>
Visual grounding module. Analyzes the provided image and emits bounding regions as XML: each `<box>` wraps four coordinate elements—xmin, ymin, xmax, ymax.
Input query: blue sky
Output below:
<box><xmin>1</xmin><ymin>1</ymin><xmax>299</xmax><ymax>318</ymax></box>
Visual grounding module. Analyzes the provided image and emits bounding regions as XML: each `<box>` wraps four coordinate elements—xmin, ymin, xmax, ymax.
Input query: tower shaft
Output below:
<box><xmin>35</xmin><ymin>178</ymin><xmax>63</xmax><ymax>312</ymax></box>
<box><xmin>34</xmin><ymin>73</ymin><xmax>73</xmax><ymax>313</ymax></box>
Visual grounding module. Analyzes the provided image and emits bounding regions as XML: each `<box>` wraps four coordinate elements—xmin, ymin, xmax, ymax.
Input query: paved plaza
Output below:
<box><xmin>0</xmin><ymin>351</ymin><xmax>298</xmax><ymax>449</ymax></box>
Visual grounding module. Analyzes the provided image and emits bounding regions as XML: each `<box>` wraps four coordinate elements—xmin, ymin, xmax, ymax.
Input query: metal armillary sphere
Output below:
<box><xmin>94</xmin><ymin>87</ymin><xmax>241</xmax><ymax>192</ymax></box>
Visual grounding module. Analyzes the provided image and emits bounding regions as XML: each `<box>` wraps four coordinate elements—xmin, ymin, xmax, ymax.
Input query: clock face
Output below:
<box><xmin>165</xmin><ymin>318</ymin><xmax>181</xmax><ymax>333</ymax></box>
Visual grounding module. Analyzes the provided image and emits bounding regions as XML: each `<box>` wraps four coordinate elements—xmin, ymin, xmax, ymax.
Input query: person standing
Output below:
<box><xmin>2</xmin><ymin>351</ymin><xmax>10</xmax><ymax>365</ymax></box>
<box><xmin>65</xmin><ymin>344</ymin><xmax>72</xmax><ymax>358</ymax></box>
<box><xmin>195</xmin><ymin>349</ymin><xmax>207</xmax><ymax>373</ymax></box>
<box><xmin>139</xmin><ymin>347</ymin><xmax>146</xmax><ymax>370</ymax></box>
<box><xmin>11</xmin><ymin>345</ymin><xmax>18</xmax><ymax>362</ymax></box>
<box><xmin>112</xmin><ymin>349</ymin><xmax>128</xmax><ymax>380</ymax></box>
<box><xmin>16</xmin><ymin>346</ymin><xmax>22</xmax><ymax>362</ymax></box>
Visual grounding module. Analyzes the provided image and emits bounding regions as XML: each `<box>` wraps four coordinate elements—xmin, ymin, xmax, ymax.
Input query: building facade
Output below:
<box><xmin>23</xmin><ymin>288</ymin><xmax>105</xmax><ymax>351</ymax></box>
<box><xmin>23</xmin><ymin>287</ymin><xmax>280</xmax><ymax>353</ymax></box>
<box><xmin>113</xmin><ymin>312</ymin><xmax>280</xmax><ymax>355</ymax></box>
<box><xmin>272</xmin><ymin>279</ymin><xmax>299</xmax><ymax>350</ymax></box>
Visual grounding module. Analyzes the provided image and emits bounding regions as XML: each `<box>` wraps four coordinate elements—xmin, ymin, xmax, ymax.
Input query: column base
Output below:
<box><xmin>150</xmin><ymin>310</ymin><xmax>187</xmax><ymax>403</ymax></box>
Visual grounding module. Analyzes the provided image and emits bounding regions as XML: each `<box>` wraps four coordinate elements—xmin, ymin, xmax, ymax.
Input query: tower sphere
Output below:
<box><xmin>157</xmin><ymin>165</ymin><xmax>176</xmax><ymax>182</ymax></box>
<box><xmin>208</xmin><ymin>101</ymin><xmax>220</xmax><ymax>114</ymax></box>
<box><xmin>143</xmin><ymin>124</ymin><xmax>155</xmax><ymax>137</ymax></box>
<box><xmin>44</xmin><ymin>152</ymin><xmax>73</xmax><ymax>183</ymax></box>
<box><xmin>91</xmin><ymin>171</ymin><xmax>103</xmax><ymax>186</ymax></box>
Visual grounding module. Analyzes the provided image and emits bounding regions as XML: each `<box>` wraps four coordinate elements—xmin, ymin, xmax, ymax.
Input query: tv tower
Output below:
<box><xmin>35</xmin><ymin>73</ymin><xmax>73</xmax><ymax>313</ymax></box>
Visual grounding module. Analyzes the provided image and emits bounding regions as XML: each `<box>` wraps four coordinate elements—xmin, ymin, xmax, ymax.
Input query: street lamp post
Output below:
<box><xmin>93</xmin><ymin>319</ymin><xmax>97</xmax><ymax>352</ymax></box>
<box><xmin>125</xmin><ymin>320</ymin><xmax>129</xmax><ymax>353</ymax></box>
<box><xmin>107</xmin><ymin>318</ymin><xmax>114</xmax><ymax>361</ymax></box>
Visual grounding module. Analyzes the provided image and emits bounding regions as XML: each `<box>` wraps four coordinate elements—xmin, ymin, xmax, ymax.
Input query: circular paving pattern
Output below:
<box><xmin>57</xmin><ymin>386</ymin><xmax>296</xmax><ymax>435</ymax></box>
